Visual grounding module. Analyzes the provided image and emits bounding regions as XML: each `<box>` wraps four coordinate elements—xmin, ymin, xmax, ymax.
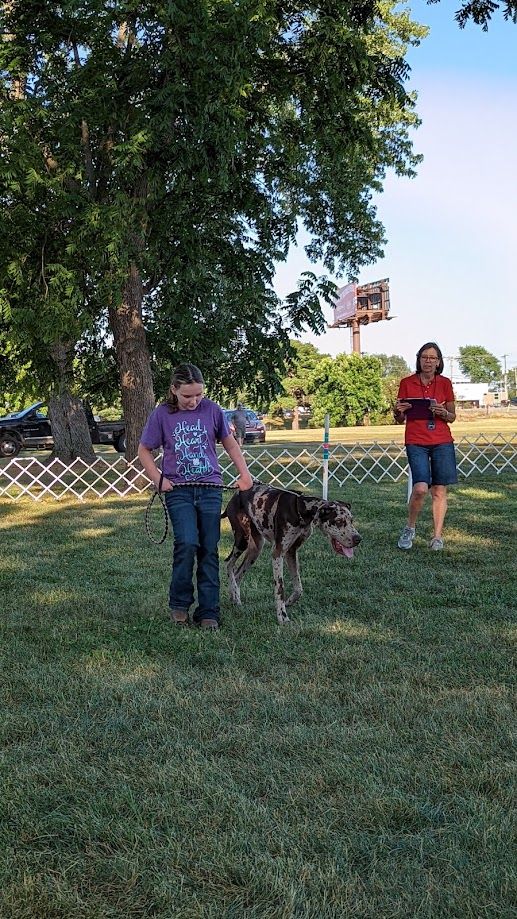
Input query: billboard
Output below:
<box><xmin>330</xmin><ymin>277</ymin><xmax>390</xmax><ymax>328</ymax></box>
<box><xmin>332</xmin><ymin>282</ymin><xmax>357</xmax><ymax>325</ymax></box>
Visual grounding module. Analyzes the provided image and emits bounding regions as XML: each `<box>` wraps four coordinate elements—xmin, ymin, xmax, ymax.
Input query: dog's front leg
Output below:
<box><xmin>285</xmin><ymin>547</ymin><xmax>302</xmax><ymax>608</ymax></box>
<box><xmin>272</xmin><ymin>552</ymin><xmax>289</xmax><ymax>624</ymax></box>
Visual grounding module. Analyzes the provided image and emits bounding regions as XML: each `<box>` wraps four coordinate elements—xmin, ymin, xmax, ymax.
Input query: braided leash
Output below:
<box><xmin>144</xmin><ymin>490</ymin><xmax>169</xmax><ymax>545</ymax></box>
<box><xmin>144</xmin><ymin>474</ymin><xmax>238</xmax><ymax>545</ymax></box>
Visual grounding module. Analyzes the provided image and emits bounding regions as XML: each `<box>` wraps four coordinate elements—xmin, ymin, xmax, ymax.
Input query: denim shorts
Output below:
<box><xmin>406</xmin><ymin>442</ymin><xmax>458</xmax><ymax>486</ymax></box>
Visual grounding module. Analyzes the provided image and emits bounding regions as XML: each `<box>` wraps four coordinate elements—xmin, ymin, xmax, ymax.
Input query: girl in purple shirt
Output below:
<box><xmin>138</xmin><ymin>363</ymin><xmax>253</xmax><ymax>631</ymax></box>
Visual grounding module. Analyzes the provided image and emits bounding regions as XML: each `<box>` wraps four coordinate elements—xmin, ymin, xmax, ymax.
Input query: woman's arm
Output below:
<box><xmin>393</xmin><ymin>399</ymin><xmax>411</xmax><ymax>423</ymax></box>
<box><xmin>221</xmin><ymin>433</ymin><xmax>253</xmax><ymax>490</ymax></box>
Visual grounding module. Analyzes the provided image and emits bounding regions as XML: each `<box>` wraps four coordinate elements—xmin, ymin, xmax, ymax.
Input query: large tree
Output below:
<box><xmin>458</xmin><ymin>346</ymin><xmax>502</xmax><ymax>384</ymax></box>
<box><xmin>308</xmin><ymin>353</ymin><xmax>386</xmax><ymax>427</ymax></box>
<box><xmin>1</xmin><ymin>2</ymin><xmax>426</xmax><ymax>457</ymax></box>
<box><xmin>268</xmin><ymin>340</ymin><xmax>330</xmax><ymax>427</ymax></box>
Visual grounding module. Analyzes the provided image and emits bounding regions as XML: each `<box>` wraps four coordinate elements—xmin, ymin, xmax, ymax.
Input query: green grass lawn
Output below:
<box><xmin>265</xmin><ymin>415</ymin><xmax>517</xmax><ymax>445</ymax></box>
<box><xmin>1</xmin><ymin>479</ymin><xmax>515</xmax><ymax>918</ymax></box>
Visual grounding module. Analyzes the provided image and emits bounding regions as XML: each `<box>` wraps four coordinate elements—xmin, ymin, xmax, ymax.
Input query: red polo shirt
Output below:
<box><xmin>397</xmin><ymin>373</ymin><xmax>455</xmax><ymax>446</ymax></box>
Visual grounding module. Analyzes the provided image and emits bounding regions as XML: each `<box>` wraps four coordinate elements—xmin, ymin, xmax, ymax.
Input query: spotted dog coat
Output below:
<box><xmin>223</xmin><ymin>483</ymin><xmax>361</xmax><ymax>624</ymax></box>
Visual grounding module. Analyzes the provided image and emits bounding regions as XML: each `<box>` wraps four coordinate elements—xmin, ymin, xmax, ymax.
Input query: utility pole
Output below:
<box><xmin>501</xmin><ymin>354</ymin><xmax>509</xmax><ymax>395</ymax></box>
<box><xmin>444</xmin><ymin>356</ymin><xmax>457</xmax><ymax>380</ymax></box>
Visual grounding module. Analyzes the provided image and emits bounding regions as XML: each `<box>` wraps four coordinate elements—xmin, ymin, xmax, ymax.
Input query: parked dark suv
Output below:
<box><xmin>223</xmin><ymin>409</ymin><xmax>266</xmax><ymax>444</ymax></box>
<box><xmin>0</xmin><ymin>402</ymin><xmax>126</xmax><ymax>458</ymax></box>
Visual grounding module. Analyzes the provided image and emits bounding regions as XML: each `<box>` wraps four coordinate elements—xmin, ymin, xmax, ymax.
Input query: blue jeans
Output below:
<box><xmin>164</xmin><ymin>487</ymin><xmax>223</xmax><ymax>623</ymax></box>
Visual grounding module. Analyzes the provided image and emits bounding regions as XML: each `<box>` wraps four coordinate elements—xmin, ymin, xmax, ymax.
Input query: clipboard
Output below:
<box><xmin>403</xmin><ymin>398</ymin><xmax>434</xmax><ymax>421</ymax></box>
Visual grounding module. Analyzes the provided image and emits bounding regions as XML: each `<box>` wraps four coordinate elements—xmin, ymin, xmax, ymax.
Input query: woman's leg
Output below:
<box><xmin>429</xmin><ymin>443</ymin><xmax>457</xmax><ymax>541</ymax></box>
<box><xmin>405</xmin><ymin>445</ymin><xmax>432</xmax><ymax>527</ymax></box>
<box><xmin>430</xmin><ymin>485</ymin><xmax>448</xmax><ymax>539</ymax></box>
<box><xmin>407</xmin><ymin>482</ymin><xmax>429</xmax><ymax>528</ymax></box>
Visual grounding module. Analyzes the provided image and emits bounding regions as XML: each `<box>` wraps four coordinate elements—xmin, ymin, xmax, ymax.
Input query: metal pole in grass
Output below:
<box><xmin>407</xmin><ymin>467</ymin><xmax>413</xmax><ymax>503</ymax></box>
<box><xmin>322</xmin><ymin>413</ymin><xmax>330</xmax><ymax>499</ymax></box>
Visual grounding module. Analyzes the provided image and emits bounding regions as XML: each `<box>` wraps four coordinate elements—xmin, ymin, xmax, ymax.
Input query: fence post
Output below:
<box><xmin>322</xmin><ymin>414</ymin><xmax>330</xmax><ymax>499</ymax></box>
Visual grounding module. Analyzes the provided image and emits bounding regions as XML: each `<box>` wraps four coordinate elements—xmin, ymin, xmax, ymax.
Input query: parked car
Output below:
<box><xmin>0</xmin><ymin>401</ymin><xmax>126</xmax><ymax>458</ymax></box>
<box><xmin>223</xmin><ymin>408</ymin><xmax>266</xmax><ymax>444</ymax></box>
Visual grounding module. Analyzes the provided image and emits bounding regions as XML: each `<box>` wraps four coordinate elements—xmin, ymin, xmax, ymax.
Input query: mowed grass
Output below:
<box><xmin>263</xmin><ymin>415</ymin><xmax>517</xmax><ymax>445</ymax></box>
<box><xmin>0</xmin><ymin>479</ymin><xmax>515</xmax><ymax>918</ymax></box>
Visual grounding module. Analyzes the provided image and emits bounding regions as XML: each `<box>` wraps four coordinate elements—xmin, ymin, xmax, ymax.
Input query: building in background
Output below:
<box><xmin>453</xmin><ymin>382</ymin><xmax>490</xmax><ymax>408</ymax></box>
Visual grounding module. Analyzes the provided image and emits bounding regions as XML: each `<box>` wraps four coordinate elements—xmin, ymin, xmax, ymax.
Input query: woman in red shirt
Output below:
<box><xmin>394</xmin><ymin>342</ymin><xmax>457</xmax><ymax>551</ymax></box>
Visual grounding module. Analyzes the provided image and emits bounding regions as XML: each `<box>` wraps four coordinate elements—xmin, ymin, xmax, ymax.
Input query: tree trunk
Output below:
<box><xmin>48</xmin><ymin>340</ymin><xmax>96</xmax><ymax>462</ymax></box>
<box><xmin>108</xmin><ymin>261</ymin><xmax>156</xmax><ymax>460</ymax></box>
<box><xmin>48</xmin><ymin>392</ymin><xmax>97</xmax><ymax>463</ymax></box>
<box><xmin>292</xmin><ymin>405</ymin><xmax>300</xmax><ymax>430</ymax></box>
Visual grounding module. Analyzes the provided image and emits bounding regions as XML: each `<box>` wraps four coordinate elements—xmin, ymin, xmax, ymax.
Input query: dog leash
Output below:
<box><xmin>144</xmin><ymin>477</ymin><xmax>327</xmax><ymax>546</ymax></box>
<box><xmin>144</xmin><ymin>474</ymin><xmax>238</xmax><ymax>545</ymax></box>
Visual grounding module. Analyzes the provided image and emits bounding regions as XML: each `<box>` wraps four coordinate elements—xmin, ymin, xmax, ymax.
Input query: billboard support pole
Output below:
<box><xmin>351</xmin><ymin>320</ymin><xmax>361</xmax><ymax>353</ymax></box>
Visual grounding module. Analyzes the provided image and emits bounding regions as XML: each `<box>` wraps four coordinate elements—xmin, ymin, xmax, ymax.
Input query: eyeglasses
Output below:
<box><xmin>421</xmin><ymin>356</ymin><xmax>438</xmax><ymax>361</ymax></box>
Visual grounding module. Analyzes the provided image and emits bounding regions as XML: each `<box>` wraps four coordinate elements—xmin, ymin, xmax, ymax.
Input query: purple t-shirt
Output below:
<box><xmin>140</xmin><ymin>399</ymin><xmax>230</xmax><ymax>485</ymax></box>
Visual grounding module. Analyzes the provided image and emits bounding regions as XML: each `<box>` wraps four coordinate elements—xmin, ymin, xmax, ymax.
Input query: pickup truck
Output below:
<box><xmin>0</xmin><ymin>401</ymin><xmax>126</xmax><ymax>458</ymax></box>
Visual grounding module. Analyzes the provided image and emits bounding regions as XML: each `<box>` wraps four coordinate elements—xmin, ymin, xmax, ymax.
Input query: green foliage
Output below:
<box><xmin>373</xmin><ymin>353</ymin><xmax>412</xmax><ymax>379</ymax></box>
<box><xmin>435</xmin><ymin>0</ymin><xmax>517</xmax><ymax>30</ymax></box>
<box><xmin>0</xmin><ymin>1</ymin><xmax>426</xmax><ymax>412</ymax></box>
<box><xmin>309</xmin><ymin>353</ymin><xmax>387</xmax><ymax>426</ymax></box>
<box><xmin>458</xmin><ymin>345</ymin><xmax>502</xmax><ymax>384</ymax></box>
<box><xmin>371</xmin><ymin>352</ymin><xmax>411</xmax><ymax>417</ymax></box>
<box><xmin>268</xmin><ymin>340</ymin><xmax>329</xmax><ymax>416</ymax></box>
<box><xmin>269</xmin><ymin>347</ymin><xmax>407</xmax><ymax>426</ymax></box>
<box><xmin>508</xmin><ymin>368</ymin><xmax>517</xmax><ymax>399</ymax></box>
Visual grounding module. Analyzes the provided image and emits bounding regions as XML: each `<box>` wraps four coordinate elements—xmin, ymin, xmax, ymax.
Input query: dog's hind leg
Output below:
<box><xmin>285</xmin><ymin>547</ymin><xmax>302</xmax><ymax>608</ymax></box>
<box><xmin>226</xmin><ymin>547</ymin><xmax>244</xmax><ymax>605</ymax></box>
<box><xmin>272</xmin><ymin>551</ymin><xmax>289</xmax><ymax>624</ymax></box>
<box><xmin>225</xmin><ymin>511</ymin><xmax>251</xmax><ymax>605</ymax></box>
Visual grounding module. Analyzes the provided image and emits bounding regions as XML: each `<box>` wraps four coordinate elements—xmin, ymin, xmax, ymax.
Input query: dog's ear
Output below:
<box><xmin>317</xmin><ymin>504</ymin><xmax>334</xmax><ymax>522</ymax></box>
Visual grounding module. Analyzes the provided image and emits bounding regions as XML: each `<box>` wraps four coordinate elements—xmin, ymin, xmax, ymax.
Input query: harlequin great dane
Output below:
<box><xmin>223</xmin><ymin>483</ymin><xmax>361</xmax><ymax>624</ymax></box>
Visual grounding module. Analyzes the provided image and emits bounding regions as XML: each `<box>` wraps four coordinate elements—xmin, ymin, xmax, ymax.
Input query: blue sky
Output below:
<box><xmin>273</xmin><ymin>1</ymin><xmax>517</xmax><ymax>380</ymax></box>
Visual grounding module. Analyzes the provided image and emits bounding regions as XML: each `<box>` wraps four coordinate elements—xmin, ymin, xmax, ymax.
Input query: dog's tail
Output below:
<box><xmin>221</xmin><ymin>488</ymin><xmax>243</xmax><ymax>520</ymax></box>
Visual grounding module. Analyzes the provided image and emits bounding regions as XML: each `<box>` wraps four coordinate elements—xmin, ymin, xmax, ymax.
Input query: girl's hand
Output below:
<box><xmin>236</xmin><ymin>472</ymin><xmax>253</xmax><ymax>491</ymax></box>
<box><xmin>157</xmin><ymin>475</ymin><xmax>174</xmax><ymax>492</ymax></box>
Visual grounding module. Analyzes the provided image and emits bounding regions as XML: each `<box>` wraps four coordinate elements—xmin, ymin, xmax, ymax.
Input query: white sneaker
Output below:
<box><xmin>429</xmin><ymin>538</ymin><xmax>444</xmax><ymax>551</ymax></box>
<box><xmin>398</xmin><ymin>526</ymin><xmax>416</xmax><ymax>550</ymax></box>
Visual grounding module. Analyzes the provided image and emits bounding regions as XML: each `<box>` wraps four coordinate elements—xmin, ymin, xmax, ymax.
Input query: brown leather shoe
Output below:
<box><xmin>199</xmin><ymin>618</ymin><xmax>219</xmax><ymax>631</ymax></box>
<box><xmin>169</xmin><ymin>609</ymin><xmax>189</xmax><ymax>626</ymax></box>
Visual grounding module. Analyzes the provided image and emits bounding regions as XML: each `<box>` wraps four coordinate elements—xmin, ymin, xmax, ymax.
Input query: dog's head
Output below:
<box><xmin>315</xmin><ymin>500</ymin><xmax>361</xmax><ymax>558</ymax></box>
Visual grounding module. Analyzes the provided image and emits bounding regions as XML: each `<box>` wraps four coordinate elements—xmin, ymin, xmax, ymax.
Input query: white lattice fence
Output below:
<box><xmin>0</xmin><ymin>435</ymin><xmax>515</xmax><ymax>501</ymax></box>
